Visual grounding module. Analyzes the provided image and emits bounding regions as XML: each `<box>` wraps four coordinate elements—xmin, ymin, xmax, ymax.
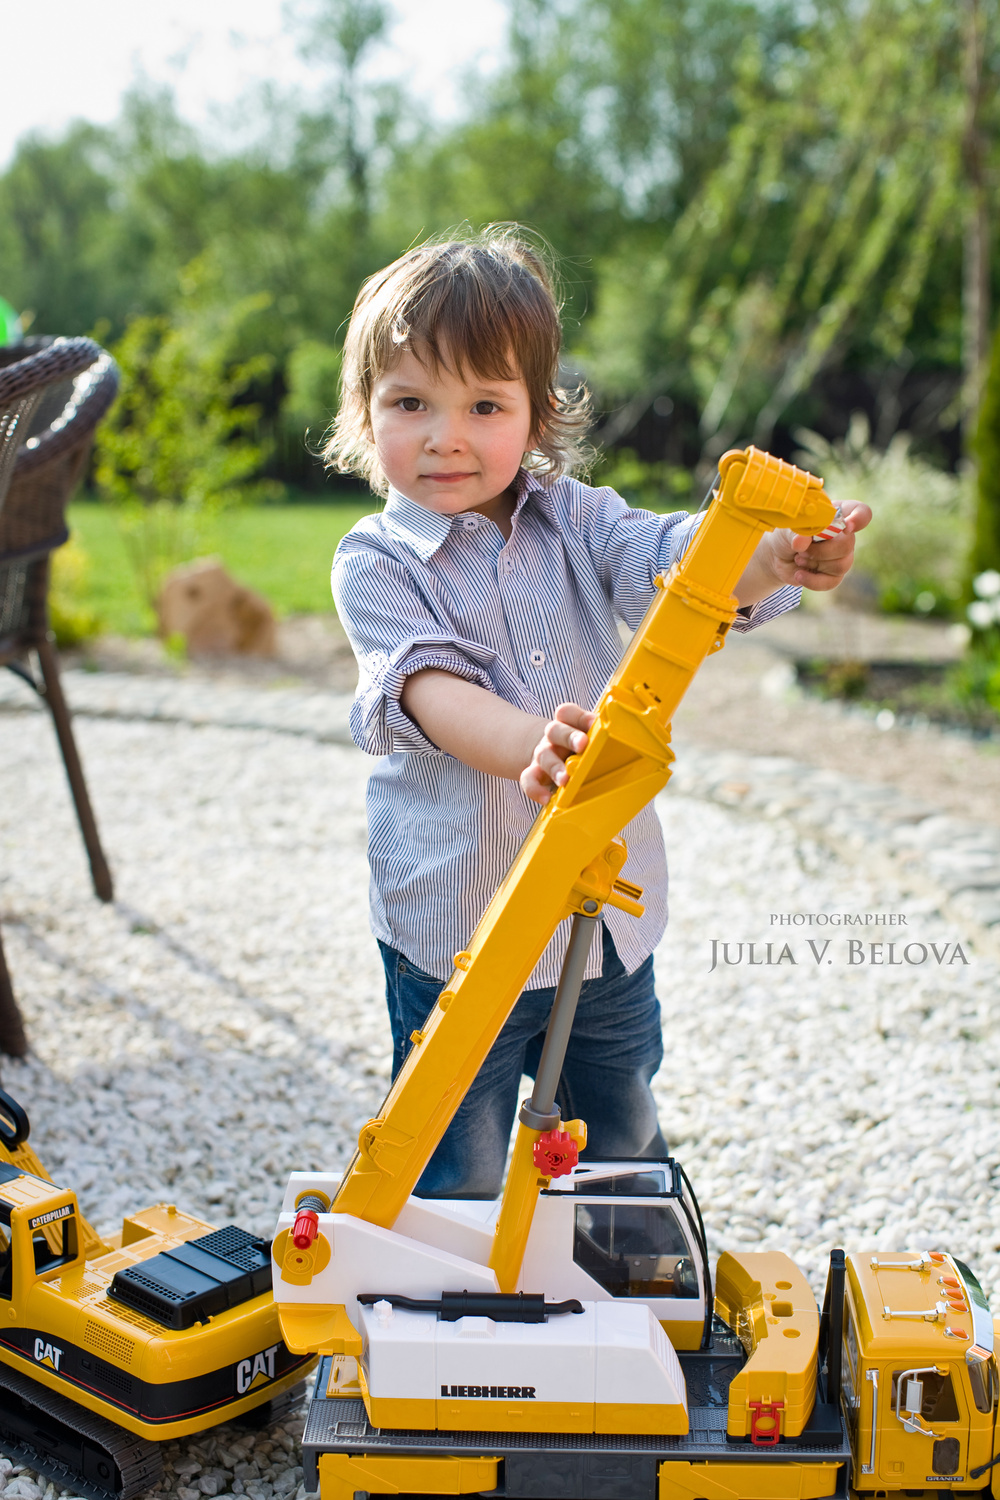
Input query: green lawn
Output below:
<box><xmin>66</xmin><ymin>500</ymin><xmax>376</xmax><ymax>635</ymax></box>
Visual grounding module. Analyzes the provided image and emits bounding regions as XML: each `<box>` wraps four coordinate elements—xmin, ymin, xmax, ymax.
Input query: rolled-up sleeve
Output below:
<box><xmin>332</xmin><ymin>540</ymin><xmax>500</xmax><ymax>757</ymax></box>
<box><xmin>731</xmin><ymin>583</ymin><xmax>802</xmax><ymax>631</ymax></box>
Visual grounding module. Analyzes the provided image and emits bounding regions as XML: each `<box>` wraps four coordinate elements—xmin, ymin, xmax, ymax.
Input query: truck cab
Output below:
<box><xmin>843</xmin><ymin>1250</ymin><xmax>999</xmax><ymax>1496</ymax></box>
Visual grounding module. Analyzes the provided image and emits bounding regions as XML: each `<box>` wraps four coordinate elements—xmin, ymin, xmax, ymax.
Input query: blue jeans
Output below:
<box><xmin>379</xmin><ymin>926</ymin><xmax>668</xmax><ymax>1199</ymax></box>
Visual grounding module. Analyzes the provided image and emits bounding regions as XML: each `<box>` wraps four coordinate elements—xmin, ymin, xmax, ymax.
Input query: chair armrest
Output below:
<box><xmin>0</xmin><ymin>337</ymin><xmax>103</xmax><ymax>408</ymax></box>
<box><xmin>14</xmin><ymin>350</ymin><xmax>119</xmax><ymax>474</ymax></box>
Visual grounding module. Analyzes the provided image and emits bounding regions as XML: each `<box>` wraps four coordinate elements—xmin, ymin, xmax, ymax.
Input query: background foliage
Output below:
<box><xmin>3</xmin><ymin>0</ymin><xmax>1000</xmax><ymax>625</ymax></box>
<box><xmin>93</xmin><ymin>260</ymin><xmax>279</xmax><ymax>604</ymax></box>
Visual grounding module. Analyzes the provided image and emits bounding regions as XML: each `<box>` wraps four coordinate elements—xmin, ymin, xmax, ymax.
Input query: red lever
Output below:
<box><xmin>749</xmin><ymin>1399</ymin><xmax>784</xmax><ymax>1445</ymax></box>
<box><xmin>293</xmin><ymin>1209</ymin><xmax>319</xmax><ymax>1249</ymax></box>
<box><xmin>533</xmin><ymin>1129</ymin><xmax>578</xmax><ymax>1177</ymax></box>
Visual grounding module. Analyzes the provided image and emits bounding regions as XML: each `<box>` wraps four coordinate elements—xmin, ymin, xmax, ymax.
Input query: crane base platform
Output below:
<box><xmin>302</xmin><ymin>1347</ymin><xmax>852</xmax><ymax>1500</ymax></box>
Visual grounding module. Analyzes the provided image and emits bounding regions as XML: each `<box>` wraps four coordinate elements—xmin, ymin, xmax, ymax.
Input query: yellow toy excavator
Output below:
<box><xmin>0</xmin><ymin>1090</ymin><xmax>315</xmax><ymax>1500</ymax></box>
<box><xmin>272</xmin><ymin>448</ymin><xmax>1000</xmax><ymax>1500</ymax></box>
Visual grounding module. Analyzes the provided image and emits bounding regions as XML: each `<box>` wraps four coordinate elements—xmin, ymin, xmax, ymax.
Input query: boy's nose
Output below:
<box><xmin>426</xmin><ymin>413</ymin><xmax>468</xmax><ymax>452</ymax></box>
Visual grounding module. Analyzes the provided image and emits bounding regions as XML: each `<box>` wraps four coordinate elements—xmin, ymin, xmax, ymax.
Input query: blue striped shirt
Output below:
<box><xmin>331</xmin><ymin>471</ymin><xmax>800</xmax><ymax>986</ymax></box>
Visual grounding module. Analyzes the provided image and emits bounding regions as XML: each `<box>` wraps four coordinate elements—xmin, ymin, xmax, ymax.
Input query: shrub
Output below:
<box><xmin>795</xmin><ymin>415</ymin><xmax>972</xmax><ymax>616</ymax></box>
<box><xmin>94</xmin><ymin>257</ymin><xmax>278</xmax><ymax>607</ymax></box>
<box><xmin>48</xmin><ymin>537</ymin><xmax>102</xmax><ymax>646</ymax></box>
<box><xmin>590</xmin><ymin>448</ymin><xmax>694</xmax><ymax>511</ymax></box>
<box><xmin>282</xmin><ymin>339</ymin><xmax>342</xmax><ymax>443</ymax></box>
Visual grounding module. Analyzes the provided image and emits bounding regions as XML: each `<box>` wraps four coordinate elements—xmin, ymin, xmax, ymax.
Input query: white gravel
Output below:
<box><xmin>656</xmin><ymin>796</ymin><xmax>1000</xmax><ymax>1302</ymax></box>
<box><xmin>1</xmin><ymin>718</ymin><xmax>389</xmax><ymax>1239</ymax></box>
<box><xmin>0</xmin><ymin>709</ymin><xmax>998</xmax><ymax>1496</ymax></box>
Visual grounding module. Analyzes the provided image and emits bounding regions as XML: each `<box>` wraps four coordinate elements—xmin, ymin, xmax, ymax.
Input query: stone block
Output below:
<box><xmin>156</xmin><ymin>558</ymin><xmax>277</xmax><ymax>657</ymax></box>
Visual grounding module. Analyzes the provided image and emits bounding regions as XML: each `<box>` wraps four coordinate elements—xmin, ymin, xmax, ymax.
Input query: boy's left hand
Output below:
<box><xmin>771</xmin><ymin>499</ymin><xmax>872</xmax><ymax>591</ymax></box>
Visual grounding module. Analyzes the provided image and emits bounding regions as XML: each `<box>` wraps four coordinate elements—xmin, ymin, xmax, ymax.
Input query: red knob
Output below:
<box><xmin>533</xmin><ymin>1129</ymin><xmax>579</xmax><ymax>1178</ymax></box>
<box><xmin>293</xmin><ymin>1208</ymin><xmax>319</xmax><ymax>1249</ymax></box>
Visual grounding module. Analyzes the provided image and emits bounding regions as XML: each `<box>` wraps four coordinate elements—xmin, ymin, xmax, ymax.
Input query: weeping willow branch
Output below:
<box><xmin>584</xmin><ymin>0</ymin><xmax>988</xmax><ymax>462</ymax></box>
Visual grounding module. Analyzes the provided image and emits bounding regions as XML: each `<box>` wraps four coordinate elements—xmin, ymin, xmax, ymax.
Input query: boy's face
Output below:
<box><xmin>370</xmin><ymin>347</ymin><xmax>534</xmax><ymax>526</ymax></box>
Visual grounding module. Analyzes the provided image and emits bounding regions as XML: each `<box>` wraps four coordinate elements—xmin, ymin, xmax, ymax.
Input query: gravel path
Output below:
<box><xmin>674</xmin><ymin>628</ymin><xmax>1000</xmax><ymax>831</ymax></box>
<box><xmin>657</xmin><ymin>794</ymin><xmax>999</xmax><ymax>1297</ymax></box>
<box><xmin>1</xmin><ymin>719</ymin><xmax>387</xmax><ymax>1234</ymax></box>
<box><xmin>0</xmin><ymin>687</ymin><xmax>998</xmax><ymax>1498</ymax></box>
<box><xmin>0</xmin><ymin>717</ymin><xmax>386</xmax><ymax>1500</ymax></box>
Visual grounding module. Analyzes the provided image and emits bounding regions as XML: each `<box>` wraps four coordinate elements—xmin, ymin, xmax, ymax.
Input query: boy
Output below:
<box><xmin>328</xmin><ymin>230</ymin><xmax>869</xmax><ymax>1199</ymax></box>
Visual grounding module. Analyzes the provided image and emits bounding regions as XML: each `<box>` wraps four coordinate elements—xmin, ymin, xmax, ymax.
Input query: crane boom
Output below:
<box><xmin>330</xmin><ymin>446</ymin><xmax>833</xmax><ymax>1230</ymax></box>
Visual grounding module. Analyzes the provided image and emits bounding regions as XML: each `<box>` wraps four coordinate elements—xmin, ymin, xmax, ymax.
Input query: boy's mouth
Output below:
<box><xmin>422</xmin><ymin>472</ymin><xmax>475</xmax><ymax>483</ymax></box>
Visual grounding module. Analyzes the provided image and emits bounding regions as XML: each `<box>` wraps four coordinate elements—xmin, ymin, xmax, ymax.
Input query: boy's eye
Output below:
<box><xmin>398</xmin><ymin>397</ymin><xmax>423</xmax><ymax>412</ymax></box>
<box><xmin>473</xmin><ymin>401</ymin><xmax>500</xmax><ymax>415</ymax></box>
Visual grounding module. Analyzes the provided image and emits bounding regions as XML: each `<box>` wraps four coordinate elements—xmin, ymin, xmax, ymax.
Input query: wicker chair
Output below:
<box><xmin>0</xmin><ymin>337</ymin><xmax>120</xmax><ymax>1055</ymax></box>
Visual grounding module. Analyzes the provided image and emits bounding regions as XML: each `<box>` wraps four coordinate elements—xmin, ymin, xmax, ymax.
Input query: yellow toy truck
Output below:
<box><xmin>271</xmin><ymin>447</ymin><xmax>1000</xmax><ymax>1500</ymax></box>
<box><xmin>0</xmin><ymin>1091</ymin><xmax>314</xmax><ymax>1500</ymax></box>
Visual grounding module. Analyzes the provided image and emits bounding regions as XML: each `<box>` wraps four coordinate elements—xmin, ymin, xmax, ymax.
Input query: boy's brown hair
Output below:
<box><xmin>324</xmin><ymin>227</ymin><xmax>591</xmax><ymax>494</ymax></box>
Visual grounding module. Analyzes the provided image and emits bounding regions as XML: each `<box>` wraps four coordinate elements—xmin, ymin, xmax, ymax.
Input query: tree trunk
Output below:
<box><xmin>963</xmin><ymin>0</ymin><xmax>991</xmax><ymax>440</ymax></box>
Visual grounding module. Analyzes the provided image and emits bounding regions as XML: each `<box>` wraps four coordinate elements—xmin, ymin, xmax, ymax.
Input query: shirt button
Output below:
<box><xmin>528</xmin><ymin>649</ymin><xmax>545</xmax><ymax>667</ymax></box>
<box><xmin>501</xmin><ymin>556</ymin><xmax>514</xmax><ymax>572</ymax></box>
<box><xmin>461</xmin><ymin>515</ymin><xmax>479</xmax><ymax>530</ymax></box>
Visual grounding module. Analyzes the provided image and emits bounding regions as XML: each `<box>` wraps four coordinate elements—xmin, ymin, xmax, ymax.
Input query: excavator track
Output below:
<box><xmin>0</xmin><ymin>1362</ymin><xmax>163</xmax><ymax>1500</ymax></box>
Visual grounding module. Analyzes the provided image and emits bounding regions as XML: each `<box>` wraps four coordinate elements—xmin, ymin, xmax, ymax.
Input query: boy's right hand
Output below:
<box><xmin>521</xmin><ymin>703</ymin><xmax>596</xmax><ymax>805</ymax></box>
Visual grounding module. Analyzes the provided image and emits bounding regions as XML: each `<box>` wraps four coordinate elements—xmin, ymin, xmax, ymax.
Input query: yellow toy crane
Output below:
<box><xmin>0</xmin><ymin>1090</ymin><xmax>315</xmax><ymax>1500</ymax></box>
<box><xmin>272</xmin><ymin>447</ymin><xmax>1000</xmax><ymax>1500</ymax></box>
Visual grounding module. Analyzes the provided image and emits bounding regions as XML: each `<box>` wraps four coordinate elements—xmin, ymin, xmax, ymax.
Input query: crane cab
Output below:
<box><xmin>518</xmin><ymin>1159</ymin><xmax>710</xmax><ymax>1351</ymax></box>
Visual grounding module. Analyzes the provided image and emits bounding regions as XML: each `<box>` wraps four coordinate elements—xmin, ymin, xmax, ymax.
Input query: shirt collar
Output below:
<box><xmin>510</xmin><ymin>467</ymin><xmax>542</xmax><ymax>522</ymax></box>
<box><xmin>382</xmin><ymin>487</ymin><xmax>454</xmax><ymax>561</ymax></box>
<box><xmin>383</xmin><ymin>470</ymin><xmax>545</xmax><ymax>561</ymax></box>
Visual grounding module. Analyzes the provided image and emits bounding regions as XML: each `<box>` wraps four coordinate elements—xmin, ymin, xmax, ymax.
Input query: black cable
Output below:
<box><xmin>357</xmin><ymin>1291</ymin><xmax>584</xmax><ymax>1322</ymax></box>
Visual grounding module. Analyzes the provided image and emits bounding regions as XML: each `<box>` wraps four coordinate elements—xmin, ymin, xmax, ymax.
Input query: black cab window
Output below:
<box><xmin>573</xmin><ymin>1202</ymin><xmax>698</xmax><ymax>1298</ymax></box>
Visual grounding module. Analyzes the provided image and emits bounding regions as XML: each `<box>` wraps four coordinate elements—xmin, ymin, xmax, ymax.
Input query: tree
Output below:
<box><xmin>286</xmin><ymin>0</ymin><xmax>395</xmax><ymax>282</ymax></box>
<box><xmin>0</xmin><ymin>125</ymin><xmax>122</xmax><ymax>335</ymax></box>
<box><xmin>2</xmin><ymin>0</ymin><xmax>993</xmax><ymax>499</ymax></box>
<box><xmin>582</xmin><ymin>0</ymin><xmax>997</xmax><ymax>467</ymax></box>
<box><xmin>973</xmin><ymin>317</ymin><xmax>1000</xmax><ymax>576</ymax></box>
